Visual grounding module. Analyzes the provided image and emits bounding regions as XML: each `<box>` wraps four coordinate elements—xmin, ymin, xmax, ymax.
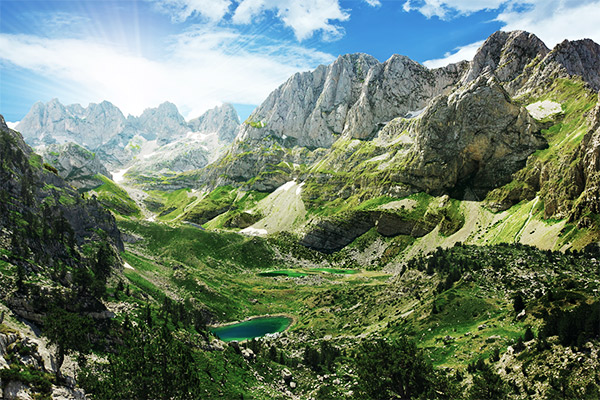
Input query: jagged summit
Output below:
<box><xmin>135</xmin><ymin>101</ymin><xmax>189</xmax><ymax>144</ymax></box>
<box><xmin>16</xmin><ymin>99</ymin><xmax>241</xmax><ymax>171</ymax></box>
<box><xmin>188</xmin><ymin>103</ymin><xmax>240</xmax><ymax>143</ymax></box>
<box><xmin>238</xmin><ymin>49</ymin><xmax>466</xmax><ymax>148</ymax></box>
<box><xmin>16</xmin><ymin>99</ymin><xmax>128</xmax><ymax>149</ymax></box>
<box><xmin>462</xmin><ymin>30</ymin><xmax>550</xmax><ymax>86</ymax></box>
<box><xmin>462</xmin><ymin>30</ymin><xmax>600</xmax><ymax>95</ymax></box>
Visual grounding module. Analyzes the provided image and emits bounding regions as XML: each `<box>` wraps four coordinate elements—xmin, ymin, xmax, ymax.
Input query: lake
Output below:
<box><xmin>257</xmin><ymin>270</ymin><xmax>307</xmax><ymax>277</ymax></box>
<box><xmin>211</xmin><ymin>316</ymin><xmax>293</xmax><ymax>342</ymax></box>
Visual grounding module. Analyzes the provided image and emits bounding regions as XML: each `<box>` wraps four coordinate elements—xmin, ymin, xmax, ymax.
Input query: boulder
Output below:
<box><xmin>241</xmin><ymin>348</ymin><xmax>256</xmax><ymax>361</ymax></box>
<box><xmin>4</xmin><ymin>381</ymin><xmax>32</xmax><ymax>400</ymax></box>
<box><xmin>281</xmin><ymin>368</ymin><xmax>293</xmax><ymax>384</ymax></box>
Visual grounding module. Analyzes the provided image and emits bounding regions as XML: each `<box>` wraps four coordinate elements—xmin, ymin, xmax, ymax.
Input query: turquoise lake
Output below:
<box><xmin>211</xmin><ymin>316</ymin><xmax>293</xmax><ymax>342</ymax></box>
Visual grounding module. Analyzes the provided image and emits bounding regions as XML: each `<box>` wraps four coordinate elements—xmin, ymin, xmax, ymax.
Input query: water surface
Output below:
<box><xmin>211</xmin><ymin>316</ymin><xmax>292</xmax><ymax>342</ymax></box>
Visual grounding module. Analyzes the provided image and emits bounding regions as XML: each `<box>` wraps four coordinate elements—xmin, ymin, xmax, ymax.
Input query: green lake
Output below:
<box><xmin>312</xmin><ymin>268</ymin><xmax>358</xmax><ymax>274</ymax></box>
<box><xmin>257</xmin><ymin>268</ymin><xmax>358</xmax><ymax>277</ymax></box>
<box><xmin>211</xmin><ymin>316</ymin><xmax>293</xmax><ymax>342</ymax></box>
<box><xmin>257</xmin><ymin>270</ymin><xmax>307</xmax><ymax>277</ymax></box>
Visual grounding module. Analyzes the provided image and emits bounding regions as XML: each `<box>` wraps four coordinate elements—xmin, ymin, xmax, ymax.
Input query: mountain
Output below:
<box><xmin>36</xmin><ymin>142</ymin><xmax>112</xmax><ymax>190</ymax></box>
<box><xmin>188</xmin><ymin>103</ymin><xmax>240</xmax><ymax>143</ymax></box>
<box><xmin>238</xmin><ymin>53</ymin><xmax>467</xmax><ymax>148</ymax></box>
<box><xmin>154</xmin><ymin>30</ymin><xmax>600</xmax><ymax>254</ymax></box>
<box><xmin>133</xmin><ymin>101</ymin><xmax>189</xmax><ymax>144</ymax></box>
<box><xmin>0</xmin><ymin>113</ymin><xmax>123</xmax><ymax>320</ymax></box>
<box><xmin>122</xmin><ymin>104</ymin><xmax>240</xmax><ymax>186</ymax></box>
<box><xmin>16</xmin><ymin>99</ymin><xmax>128</xmax><ymax>149</ymax></box>
<box><xmin>16</xmin><ymin>100</ymin><xmax>241</xmax><ymax>172</ymax></box>
<box><xmin>2</xmin><ymin>29</ymin><xmax>600</xmax><ymax>400</ymax></box>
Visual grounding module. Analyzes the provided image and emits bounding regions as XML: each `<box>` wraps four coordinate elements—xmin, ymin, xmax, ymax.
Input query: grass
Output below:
<box><xmin>91</xmin><ymin>174</ymin><xmax>141</xmax><ymax>218</ymax></box>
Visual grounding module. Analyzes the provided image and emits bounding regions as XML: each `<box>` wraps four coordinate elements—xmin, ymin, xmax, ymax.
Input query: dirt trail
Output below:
<box><xmin>515</xmin><ymin>197</ymin><xmax>539</xmax><ymax>242</ymax></box>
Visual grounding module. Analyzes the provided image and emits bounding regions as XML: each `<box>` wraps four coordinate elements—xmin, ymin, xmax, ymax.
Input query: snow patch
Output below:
<box><xmin>6</xmin><ymin>121</ymin><xmax>20</xmax><ymax>129</ymax></box>
<box><xmin>406</xmin><ymin>108</ymin><xmax>425</xmax><ymax>118</ymax></box>
<box><xmin>526</xmin><ymin>100</ymin><xmax>562</xmax><ymax>119</ymax></box>
<box><xmin>124</xmin><ymin>262</ymin><xmax>134</xmax><ymax>270</ymax></box>
<box><xmin>296</xmin><ymin>182</ymin><xmax>305</xmax><ymax>195</ymax></box>
<box><xmin>186</xmin><ymin>131</ymin><xmax>217</xmax><ymax>142</ymax></box>
<box><xmin>140</xmin><ymin>140</ymin><xmax>159</xmax><ymax>159</ymax></box>
<box><xmin>366</xmin><ymin>153</ymin><xmax>390</xmax><ymax>163</ymax></box>
<box><xmin>111</xmin><ymin>167</ymin><xmax>130</xmax><ymax>184</ymax></box>
<box><xmin>275</xmin><ymin>181</ymin><xmax>296</xmax><ymax>192</ymax></box>
<box><xmin>240</xmin><ymin>227</ymin><xmax>268</xmax><ymax>236</ymax></box>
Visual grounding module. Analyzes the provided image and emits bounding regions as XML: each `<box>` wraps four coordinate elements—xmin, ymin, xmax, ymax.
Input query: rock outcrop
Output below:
<box><xmin>0</xmin><ymin>327</ymin><xmax>88</xmax><ymax>400</ymax></box>
<box><xmin>238</xmin><ymin>53</ymin><xmax>467</xmax><ymax>148</ymax></box>
<box><xmin>401</xmin><ymin>74</ymin><xmax>546</xmax><ymax>197</ymax></box>
<box><xmin>188</xmin><ymin>103</ymin><xmax>240</xmax><ymax>143</ymax></box>
<box><xmin>36</xmin><ymin>142</ymin><xmax>112</xmax><ymax>190</ymax></box>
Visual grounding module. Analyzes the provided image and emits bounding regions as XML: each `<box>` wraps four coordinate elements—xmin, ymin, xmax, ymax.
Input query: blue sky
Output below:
<box><xmin>1</xmin><ymin>0</ymin><xmax>599</xmax><ymax>123</ymax></box>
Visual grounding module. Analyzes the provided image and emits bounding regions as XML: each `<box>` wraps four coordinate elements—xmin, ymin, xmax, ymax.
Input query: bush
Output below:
<box><xmin>354</xmin><ymin>337</ymin><xmax>453</xmax><ymax>399</ymax></box>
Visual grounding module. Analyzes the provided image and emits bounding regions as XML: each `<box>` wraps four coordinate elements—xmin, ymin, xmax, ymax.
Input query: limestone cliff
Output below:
<box><xmin>37</xmin><ymin>142</ymin><xmax>112</xmax><ymax>190</ymax></box>
<box><xmin>238</xmin><ymin>53</ymin><xmax>467</xmax><ymax>148</ymax></box>
<box><xmin>401</xmin><ymin>74</ymin><xmax>546</xmax><ymax>197</ymax></box>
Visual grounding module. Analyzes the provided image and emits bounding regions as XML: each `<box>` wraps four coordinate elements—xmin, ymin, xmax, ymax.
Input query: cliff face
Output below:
<box><xmin>237</xmin><ymin>53</ymin><xmax>467</xmax><ymax>148</ymax></box>
<box><xmin>36</xmin><ymin>142</ymin><xmax>112</xmax><ymax>190</ymax></box>
<box><xmin>0</xmin><ymin>114</ymin><xmax>123</xmax><ymax>269</ymax></box>
<box><xmin>402</xmin><ymin>74</ymin><xmax>546</xmax><ymax>197</ymax></box>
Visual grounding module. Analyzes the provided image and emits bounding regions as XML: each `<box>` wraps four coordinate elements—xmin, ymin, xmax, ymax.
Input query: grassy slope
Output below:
<box><xmin>113</xmin><ymin>216</ymin><xmax>599</xmax><ymax>398</ymax></box>
<box><xmin>88</xmin><ymin>174</ymin><xmax>142</xmax><ymax>218</ymax></box>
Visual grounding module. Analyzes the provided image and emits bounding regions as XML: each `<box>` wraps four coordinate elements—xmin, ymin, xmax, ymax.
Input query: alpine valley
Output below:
<box><xmin>1</xmin><ymin>30</ymin><xmax>600</xmax><ymax>400</ymax></box>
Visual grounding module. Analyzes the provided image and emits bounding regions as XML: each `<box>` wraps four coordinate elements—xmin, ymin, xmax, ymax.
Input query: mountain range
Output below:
<box><xmin>16</xmin><ymin>100</ymin><xmax>240</xmax><ymax>183</ymax></box>
<box><xmin>2</xmin><ymin>29</ymin><xmax>600</xmax><ymax>400</ymax></box>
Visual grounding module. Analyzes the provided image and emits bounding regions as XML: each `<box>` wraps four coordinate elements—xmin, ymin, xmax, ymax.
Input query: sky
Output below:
<box><xmin>1</xmin><ymin>0</ymin><xmax>599</xmax><ymax>124</ymax></box>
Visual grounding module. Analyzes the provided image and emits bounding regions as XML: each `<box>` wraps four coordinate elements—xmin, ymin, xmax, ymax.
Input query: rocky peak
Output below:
<box><xmin>188</xmin><ymin>103</ymin><xmax>240</xmax><ymax>143</ymax></box>
<box><xmin>37</xmin><ymin>142</ymin><xmax>112</xmax><ymax>190</ymax></box>
<box><xmin>136</xmin><ymin>101</ymin><xmax>188</xmax><ymax>144</ymax></box>
<box><xmin>238</xmin><ymin>50</ymin><xmax>465</xmax><ymax>148</ymax></box>
<box><xmin>0</xmin><ymin>114</ymin><xmax>8</xmax><ymax>131</ymax></box>
<box><xmin>463</xmin><ymin>30</ymin><xmax>549</xmax><ymax>87</ymax></box>
<box><xmin>403</xmin><ymin>72</ymin><xmax>546</xmax><ymax>197</ymax></box>
<box><xmin>541</xmin><ymin>39</ymin><xmax>600</xmax><ymax>91</ymax></box>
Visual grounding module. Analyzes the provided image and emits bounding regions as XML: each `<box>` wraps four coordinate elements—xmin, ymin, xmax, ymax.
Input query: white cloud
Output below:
<box><xmin>363</xmin><ymin>0</ymin><xmax>382</xmax><ymax>6</ymax></box>
<box><xmin>423</xmin><ymin>40</ymin><xmax>483</xmax><ymax>68</ymax></box>
<box><xmin>151</xmin><ymin>0</ymin><xmax>353</xmax><ymax>41</ymax></box>
<box><xmin>402</xmin><ymin>0</ymin><xmax>506</xmax><ymax>19</ymax></box>
<box><xmin>497</xmin><ymin>0</ymin><xmax>600</xmax><ymax>48</ymax></box>
<box><xmin>232</xmin><ymin>0</ymin><xmax>349</xmax><ymax>41</ymax></box>
<box><xmin>421</xmin><ymin>0</ymin><xmax>600</xmax><ymax>67</ymax></box>
<box><xmin>0</xmin><ymin>30</ymin><xmax>334</xmax><ymax>119</ymax></box>
<box><xmin>151</xmin><ymin>0</ymin><xmax>232</xmax><ymax>22</ymax></box>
